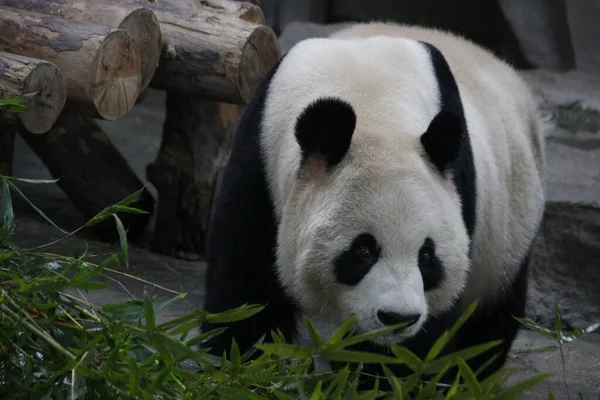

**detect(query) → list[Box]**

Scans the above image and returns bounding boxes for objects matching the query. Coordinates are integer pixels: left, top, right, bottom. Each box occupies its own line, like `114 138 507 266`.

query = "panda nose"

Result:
377 310 421 327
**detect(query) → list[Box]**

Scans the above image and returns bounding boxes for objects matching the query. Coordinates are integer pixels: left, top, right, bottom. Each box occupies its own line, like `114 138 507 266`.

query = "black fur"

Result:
420 41 477 240
201 56 299 356
418 238 445 291
421 111 464 174
334 233 381 285
295 97 357 168
454 250 531 380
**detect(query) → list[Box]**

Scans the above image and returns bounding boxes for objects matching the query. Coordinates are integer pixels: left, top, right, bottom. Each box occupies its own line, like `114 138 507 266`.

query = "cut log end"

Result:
21 62 67 134
92 30 142 120
118 8 162 91
238 25 282 103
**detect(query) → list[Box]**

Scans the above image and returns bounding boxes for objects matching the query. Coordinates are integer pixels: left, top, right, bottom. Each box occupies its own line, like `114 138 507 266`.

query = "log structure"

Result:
135 0 280 104
0 6 142 120
146 0 275 259
0 0 162 92
133 0 265 25
0 52 67 134
0 0 281 254
18 115 155 242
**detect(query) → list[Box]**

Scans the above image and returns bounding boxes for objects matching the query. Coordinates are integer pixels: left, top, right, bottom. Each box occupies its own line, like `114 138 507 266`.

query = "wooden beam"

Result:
147 97 239 259
0 0 162 92
0 52 67 134
18 114 155 242
0 6 142 120
134 0 280 104
146 0 269 259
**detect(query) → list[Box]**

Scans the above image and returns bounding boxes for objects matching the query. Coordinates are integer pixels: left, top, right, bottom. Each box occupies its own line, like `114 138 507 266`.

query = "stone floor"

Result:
7 24 600 398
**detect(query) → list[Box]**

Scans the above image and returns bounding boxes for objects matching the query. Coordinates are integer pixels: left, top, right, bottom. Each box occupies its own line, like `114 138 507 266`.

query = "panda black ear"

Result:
295 97 356 168
420 111 464 174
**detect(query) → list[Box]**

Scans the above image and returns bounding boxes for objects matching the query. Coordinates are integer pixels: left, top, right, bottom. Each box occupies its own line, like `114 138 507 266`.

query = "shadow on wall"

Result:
264 0 581 72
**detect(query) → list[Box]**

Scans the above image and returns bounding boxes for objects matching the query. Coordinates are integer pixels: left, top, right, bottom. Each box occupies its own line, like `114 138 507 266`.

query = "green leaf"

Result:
560 322 600 343
6 180 67 234
303 315 323 348
324 315 358 346
186 327 228 347
113 214 130 270
514 316 556 338
1 176 59 184
458 357 481 396
425 330 450 361
20 279 69 293
254 343 313 359
101 300 145 319
382 364 404 399
206 304 265 324
116 188 145 207
328 322 410 350
445 371 461 399
0 177 15 243
112 205 149 215
390 345 424 372
230 338 241 376
144 293 156 331
71 256 111 283
310 380 323 400
272 390 296 400
128 357 140 398
424 340 503 374
447 300 479 340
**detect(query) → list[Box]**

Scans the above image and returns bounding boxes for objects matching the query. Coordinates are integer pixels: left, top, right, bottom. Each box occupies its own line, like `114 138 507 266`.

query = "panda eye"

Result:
334 233 380 285
356 245 372 260
418 238 445 292
419 251 431 265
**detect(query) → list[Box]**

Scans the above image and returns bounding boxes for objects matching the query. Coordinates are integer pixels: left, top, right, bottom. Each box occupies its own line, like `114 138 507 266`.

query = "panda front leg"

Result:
200 144 299 358
455 251 531 379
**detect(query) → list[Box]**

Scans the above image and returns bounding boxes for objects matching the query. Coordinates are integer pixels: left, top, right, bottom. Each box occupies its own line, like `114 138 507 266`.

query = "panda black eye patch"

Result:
418 238 445 291
334 234 380 285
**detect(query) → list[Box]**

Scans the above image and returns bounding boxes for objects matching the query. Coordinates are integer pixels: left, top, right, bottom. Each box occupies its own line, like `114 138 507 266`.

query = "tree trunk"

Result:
0 52 67 134
147 96 239 259
146 0 268 259
18 114 155 242
0 0 161 92
134 0 280 104
0 6 142 120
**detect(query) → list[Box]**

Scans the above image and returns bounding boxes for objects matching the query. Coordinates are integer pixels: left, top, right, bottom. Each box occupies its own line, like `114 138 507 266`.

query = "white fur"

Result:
260 23 545 346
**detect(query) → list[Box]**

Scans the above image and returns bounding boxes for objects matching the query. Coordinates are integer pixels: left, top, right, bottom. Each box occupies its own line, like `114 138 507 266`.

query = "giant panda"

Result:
201 21 546 383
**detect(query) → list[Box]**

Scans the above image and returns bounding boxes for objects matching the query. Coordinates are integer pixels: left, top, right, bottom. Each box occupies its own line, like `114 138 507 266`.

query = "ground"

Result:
9 24 600 398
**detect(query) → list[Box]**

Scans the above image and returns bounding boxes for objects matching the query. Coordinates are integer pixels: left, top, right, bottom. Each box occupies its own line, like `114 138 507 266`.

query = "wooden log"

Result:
0 0 162 92
0 52 67 134
134 0 280 104
133 0 265 24
0 6 142 120
146 0 267 259
18 114 155 242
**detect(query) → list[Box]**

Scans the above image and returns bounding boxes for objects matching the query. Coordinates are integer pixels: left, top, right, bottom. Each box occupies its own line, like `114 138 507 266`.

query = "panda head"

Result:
276 97 471 346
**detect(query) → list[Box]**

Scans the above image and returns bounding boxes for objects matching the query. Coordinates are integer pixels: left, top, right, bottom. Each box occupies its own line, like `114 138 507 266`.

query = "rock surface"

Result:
7 22 600 398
